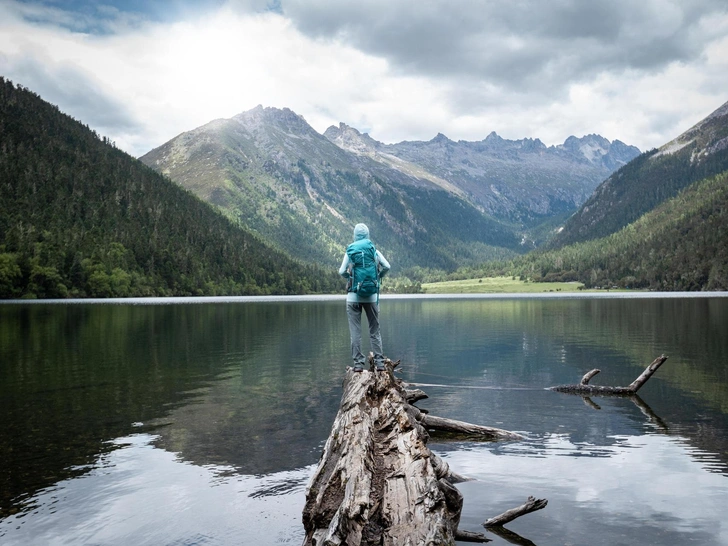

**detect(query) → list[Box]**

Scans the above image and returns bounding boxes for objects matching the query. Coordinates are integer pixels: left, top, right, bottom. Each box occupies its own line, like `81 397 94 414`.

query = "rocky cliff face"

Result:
324 124 640 229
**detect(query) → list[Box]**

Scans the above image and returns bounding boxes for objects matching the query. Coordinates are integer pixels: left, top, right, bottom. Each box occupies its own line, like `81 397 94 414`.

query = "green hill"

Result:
462 170 728 291
0 78 340 298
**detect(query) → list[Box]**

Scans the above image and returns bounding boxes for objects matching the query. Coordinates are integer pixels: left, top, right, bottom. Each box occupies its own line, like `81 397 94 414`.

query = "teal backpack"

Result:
346 238 379 298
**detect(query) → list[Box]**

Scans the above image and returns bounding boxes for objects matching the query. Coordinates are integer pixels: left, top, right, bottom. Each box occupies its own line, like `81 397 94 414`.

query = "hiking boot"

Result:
353 363 364 372
375 363 386 372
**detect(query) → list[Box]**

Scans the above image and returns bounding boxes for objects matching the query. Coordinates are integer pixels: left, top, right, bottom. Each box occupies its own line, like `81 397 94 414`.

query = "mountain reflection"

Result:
0 301 348 515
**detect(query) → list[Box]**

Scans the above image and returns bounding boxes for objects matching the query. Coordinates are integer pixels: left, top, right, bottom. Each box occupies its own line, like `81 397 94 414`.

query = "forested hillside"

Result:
0 78 340 298
552 100 728 247
452 170 728 291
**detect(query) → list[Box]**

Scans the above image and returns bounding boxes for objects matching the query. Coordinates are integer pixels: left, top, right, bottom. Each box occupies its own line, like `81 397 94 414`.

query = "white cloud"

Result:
0 0 727 157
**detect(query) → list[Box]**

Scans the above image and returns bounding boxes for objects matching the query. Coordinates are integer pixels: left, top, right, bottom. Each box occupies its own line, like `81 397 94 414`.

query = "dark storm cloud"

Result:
280 0 727 92
1 56 142 136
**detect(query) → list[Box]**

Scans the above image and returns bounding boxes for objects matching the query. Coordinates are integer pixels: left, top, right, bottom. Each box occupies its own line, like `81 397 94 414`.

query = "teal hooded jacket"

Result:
338 223 390 303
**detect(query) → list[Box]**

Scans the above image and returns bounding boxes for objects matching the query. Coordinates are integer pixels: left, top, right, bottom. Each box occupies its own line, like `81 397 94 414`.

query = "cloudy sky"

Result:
1 0 727 158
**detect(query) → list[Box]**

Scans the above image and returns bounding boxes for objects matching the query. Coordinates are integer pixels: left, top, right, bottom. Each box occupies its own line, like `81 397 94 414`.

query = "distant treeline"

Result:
0 78 340 298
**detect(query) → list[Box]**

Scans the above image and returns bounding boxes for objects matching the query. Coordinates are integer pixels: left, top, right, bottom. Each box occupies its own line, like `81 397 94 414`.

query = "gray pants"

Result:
346 302 384 366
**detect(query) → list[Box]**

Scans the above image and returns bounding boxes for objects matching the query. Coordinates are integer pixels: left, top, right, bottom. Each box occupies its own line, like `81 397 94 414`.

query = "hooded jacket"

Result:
338 223 390 303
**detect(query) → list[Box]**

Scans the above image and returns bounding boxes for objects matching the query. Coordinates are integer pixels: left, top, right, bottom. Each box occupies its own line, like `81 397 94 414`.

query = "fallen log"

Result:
549 355 668 395
301 357 522 545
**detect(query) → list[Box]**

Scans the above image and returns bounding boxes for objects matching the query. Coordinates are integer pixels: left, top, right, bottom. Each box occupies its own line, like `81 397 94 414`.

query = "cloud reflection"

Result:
440 433 728 546
0 433 310 546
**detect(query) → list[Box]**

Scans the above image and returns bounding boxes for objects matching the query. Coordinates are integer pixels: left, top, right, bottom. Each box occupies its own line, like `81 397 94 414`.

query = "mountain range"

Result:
140 106 640 272
2 74 725 297
324 123 638 226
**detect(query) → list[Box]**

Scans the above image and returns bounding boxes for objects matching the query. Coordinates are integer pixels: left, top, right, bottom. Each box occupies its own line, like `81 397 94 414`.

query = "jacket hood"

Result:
353 223 369 241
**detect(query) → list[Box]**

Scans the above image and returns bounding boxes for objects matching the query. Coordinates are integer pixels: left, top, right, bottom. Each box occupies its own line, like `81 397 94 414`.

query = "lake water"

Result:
1 294 728 545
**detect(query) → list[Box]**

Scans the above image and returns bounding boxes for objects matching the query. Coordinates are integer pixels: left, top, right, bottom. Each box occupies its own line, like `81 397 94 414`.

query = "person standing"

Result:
339 223 391 372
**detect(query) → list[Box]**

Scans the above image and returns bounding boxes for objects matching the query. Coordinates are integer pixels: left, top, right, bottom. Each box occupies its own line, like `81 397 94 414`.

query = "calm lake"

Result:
1 294 728 545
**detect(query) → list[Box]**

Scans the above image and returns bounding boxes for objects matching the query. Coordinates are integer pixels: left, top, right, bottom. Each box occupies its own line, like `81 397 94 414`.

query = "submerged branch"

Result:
483 496 548 527
550 355 668 395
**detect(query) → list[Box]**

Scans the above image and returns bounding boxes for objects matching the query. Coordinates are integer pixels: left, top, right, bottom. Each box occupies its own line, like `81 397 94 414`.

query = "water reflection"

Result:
448 432 728 545
0 301 349 517
0 433 310 546
1 296 728 546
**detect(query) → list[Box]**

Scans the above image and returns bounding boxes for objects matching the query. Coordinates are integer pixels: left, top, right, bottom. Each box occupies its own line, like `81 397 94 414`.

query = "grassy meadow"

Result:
421 276 586 294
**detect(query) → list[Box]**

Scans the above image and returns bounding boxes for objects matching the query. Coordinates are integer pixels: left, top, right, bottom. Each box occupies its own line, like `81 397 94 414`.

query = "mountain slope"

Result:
324 123 640 232
502 169 728 290
141 106 522 272
551 100 728 247
0 79 339 298
141 107 639 271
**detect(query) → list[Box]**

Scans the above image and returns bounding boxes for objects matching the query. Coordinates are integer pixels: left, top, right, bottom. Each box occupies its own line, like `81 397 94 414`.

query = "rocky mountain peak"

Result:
482 131 505 147
430 132 453 144
233 105 315 137
563 133 609 150
559 134 639 170
323 123 379 154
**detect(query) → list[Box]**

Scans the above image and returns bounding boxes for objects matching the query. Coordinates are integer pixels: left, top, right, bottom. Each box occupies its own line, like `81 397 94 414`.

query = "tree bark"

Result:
301 358 521 545
550 355 667 395
404 388 429 404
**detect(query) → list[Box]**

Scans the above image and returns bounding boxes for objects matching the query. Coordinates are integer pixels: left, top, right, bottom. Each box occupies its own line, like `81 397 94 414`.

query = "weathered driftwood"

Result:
550 355 668 395
580 369 601 385
404 388 428 404
301 357 523 545
409 406 524 441
483 496 548 527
